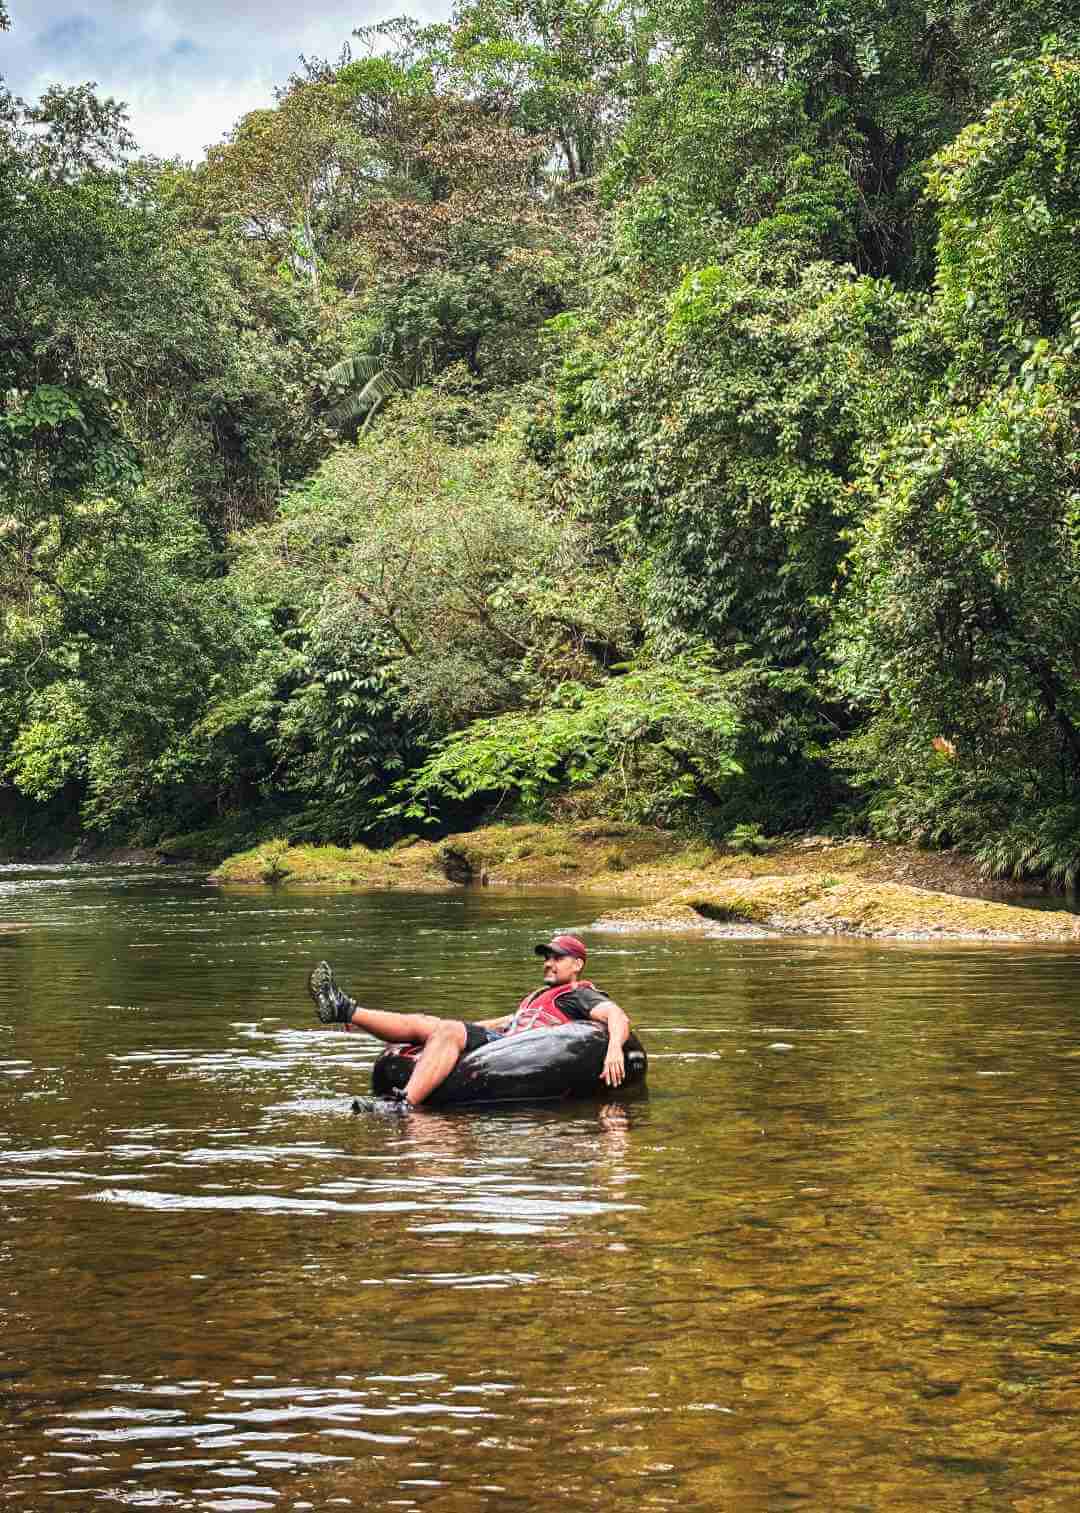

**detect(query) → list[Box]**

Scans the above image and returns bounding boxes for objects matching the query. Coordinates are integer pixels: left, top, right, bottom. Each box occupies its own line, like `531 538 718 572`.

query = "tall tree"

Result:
451 0 656 182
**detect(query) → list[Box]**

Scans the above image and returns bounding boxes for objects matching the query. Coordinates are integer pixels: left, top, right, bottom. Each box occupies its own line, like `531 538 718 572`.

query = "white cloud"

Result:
104 72 279 162
2 0 451 161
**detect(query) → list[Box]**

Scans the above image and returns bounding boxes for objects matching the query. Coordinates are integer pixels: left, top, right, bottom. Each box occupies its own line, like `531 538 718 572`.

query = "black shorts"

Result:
462 1022 503 1056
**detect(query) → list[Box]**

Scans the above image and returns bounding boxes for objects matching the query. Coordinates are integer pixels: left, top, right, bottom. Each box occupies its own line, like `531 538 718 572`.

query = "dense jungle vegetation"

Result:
5 0 1080 882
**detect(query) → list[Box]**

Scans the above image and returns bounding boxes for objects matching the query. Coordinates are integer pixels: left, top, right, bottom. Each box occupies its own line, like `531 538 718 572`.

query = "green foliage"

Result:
557 248 922 664
233 383 642 733
1 110 334 532
383 657 743 824
8 14 1080 874
1 477 244 834
812 42 1080 857
5 690 90 803
833 719 1018 848
607 77 860 274
324 353 409 433
268 611 415 804
339 226 584 409
22 82 136 182
452 0 656 182
0 78 348 845
833 372 1080 816
975 806 1080 888
642 0 1080 280
724 823 773 855
930 53 1080 351
258 838 292 883
190 384 646 840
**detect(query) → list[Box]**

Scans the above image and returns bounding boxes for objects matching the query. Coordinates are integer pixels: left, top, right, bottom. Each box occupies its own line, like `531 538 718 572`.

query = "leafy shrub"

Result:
930 54 1080 345
382 657 743 826
606 77 860 276
724 823 772 855
258 840 291 883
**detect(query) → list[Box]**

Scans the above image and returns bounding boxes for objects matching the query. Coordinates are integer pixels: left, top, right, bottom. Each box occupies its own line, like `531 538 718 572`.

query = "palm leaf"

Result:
325 353 387 388
324 354 408 432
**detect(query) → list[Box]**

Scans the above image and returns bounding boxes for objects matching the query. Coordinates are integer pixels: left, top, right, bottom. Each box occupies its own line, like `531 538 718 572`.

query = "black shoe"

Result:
351 1095 410 1116
307 960 355 1025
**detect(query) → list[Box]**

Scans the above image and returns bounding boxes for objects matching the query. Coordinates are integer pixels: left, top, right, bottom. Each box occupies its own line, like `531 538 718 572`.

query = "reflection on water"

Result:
3 866 1080 1508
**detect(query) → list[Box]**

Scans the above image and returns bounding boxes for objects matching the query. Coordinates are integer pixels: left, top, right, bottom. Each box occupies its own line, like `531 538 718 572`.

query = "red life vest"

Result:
508 980 598 1036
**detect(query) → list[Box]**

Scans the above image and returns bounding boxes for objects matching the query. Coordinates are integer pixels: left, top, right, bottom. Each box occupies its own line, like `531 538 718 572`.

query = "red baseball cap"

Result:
535 933 587 962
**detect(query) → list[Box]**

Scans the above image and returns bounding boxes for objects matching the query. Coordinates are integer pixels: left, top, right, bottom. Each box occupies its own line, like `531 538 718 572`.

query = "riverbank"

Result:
210 822 1080 943
592 874 1080 943
211 822 681 889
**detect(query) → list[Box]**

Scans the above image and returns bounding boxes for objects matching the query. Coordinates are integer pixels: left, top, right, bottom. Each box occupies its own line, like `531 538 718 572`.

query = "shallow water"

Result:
3 865 1080 1510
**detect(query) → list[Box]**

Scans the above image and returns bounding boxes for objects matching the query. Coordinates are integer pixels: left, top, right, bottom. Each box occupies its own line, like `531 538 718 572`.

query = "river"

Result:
2 863 1080 1510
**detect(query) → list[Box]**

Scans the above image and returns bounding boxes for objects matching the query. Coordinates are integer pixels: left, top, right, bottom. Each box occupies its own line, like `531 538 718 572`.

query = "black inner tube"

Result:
371 1023 648 1107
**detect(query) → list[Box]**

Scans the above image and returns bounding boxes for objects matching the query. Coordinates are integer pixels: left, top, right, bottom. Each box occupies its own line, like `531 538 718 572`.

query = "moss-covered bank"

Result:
211 821 684 889
209 824 1080 942
593 874 1080 943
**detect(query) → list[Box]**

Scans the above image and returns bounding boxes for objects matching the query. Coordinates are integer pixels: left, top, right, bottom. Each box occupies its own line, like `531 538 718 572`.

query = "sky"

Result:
1 0 448 162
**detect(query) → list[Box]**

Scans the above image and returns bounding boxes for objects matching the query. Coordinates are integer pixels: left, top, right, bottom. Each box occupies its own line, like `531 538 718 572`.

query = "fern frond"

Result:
974 804 1080 889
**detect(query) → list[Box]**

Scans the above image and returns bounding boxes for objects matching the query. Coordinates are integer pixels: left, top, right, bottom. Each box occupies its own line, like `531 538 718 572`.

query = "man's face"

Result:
542 951 583 985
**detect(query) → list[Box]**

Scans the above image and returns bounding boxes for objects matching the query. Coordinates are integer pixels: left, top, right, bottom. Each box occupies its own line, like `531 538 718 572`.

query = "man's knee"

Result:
428 1019 468 1054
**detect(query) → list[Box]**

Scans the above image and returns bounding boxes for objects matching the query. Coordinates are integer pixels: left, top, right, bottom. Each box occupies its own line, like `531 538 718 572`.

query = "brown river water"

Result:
2 863 1080 1511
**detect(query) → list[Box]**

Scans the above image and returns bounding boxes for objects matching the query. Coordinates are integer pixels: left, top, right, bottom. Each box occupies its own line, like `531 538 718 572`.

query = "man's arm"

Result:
474 1012 514 1030
588 999 631 1087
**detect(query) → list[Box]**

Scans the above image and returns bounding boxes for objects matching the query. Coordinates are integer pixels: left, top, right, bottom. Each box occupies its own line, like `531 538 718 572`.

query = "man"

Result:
308 932 631 1108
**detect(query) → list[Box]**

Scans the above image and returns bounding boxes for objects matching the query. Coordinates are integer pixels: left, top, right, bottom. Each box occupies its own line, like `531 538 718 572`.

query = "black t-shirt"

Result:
547 985 608 1022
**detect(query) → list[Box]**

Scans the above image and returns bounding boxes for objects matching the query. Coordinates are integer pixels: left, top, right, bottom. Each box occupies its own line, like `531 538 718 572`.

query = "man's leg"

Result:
344 1004 449 1044
309 961 443 1037
336 1003 469 1106
342 1008 468 1107
399 1019 469 1106
308 962 468 1106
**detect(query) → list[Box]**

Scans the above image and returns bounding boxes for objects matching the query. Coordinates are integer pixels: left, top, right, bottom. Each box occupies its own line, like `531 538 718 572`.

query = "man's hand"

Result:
589 999 631 1086
475 1013 513 1030
601 1041 626 1087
